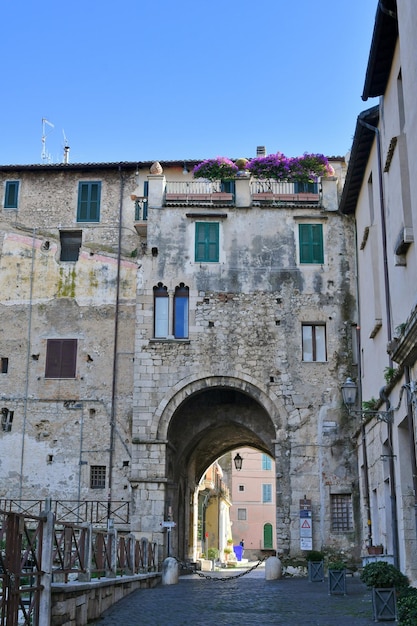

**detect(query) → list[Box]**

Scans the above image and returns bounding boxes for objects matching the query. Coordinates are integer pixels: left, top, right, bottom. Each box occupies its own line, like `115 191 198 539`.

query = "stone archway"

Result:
158 376 280 560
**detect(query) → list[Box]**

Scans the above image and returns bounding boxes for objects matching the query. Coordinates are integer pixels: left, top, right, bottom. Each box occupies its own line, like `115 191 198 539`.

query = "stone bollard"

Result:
162 557 179 585
265 556 282 580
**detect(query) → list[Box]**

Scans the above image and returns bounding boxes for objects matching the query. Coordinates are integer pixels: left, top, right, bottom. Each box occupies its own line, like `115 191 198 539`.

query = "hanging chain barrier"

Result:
174 555 268 582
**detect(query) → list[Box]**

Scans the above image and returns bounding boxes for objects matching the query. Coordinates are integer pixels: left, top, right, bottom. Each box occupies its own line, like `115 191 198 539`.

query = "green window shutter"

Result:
77 182 101 222
143 181 148 220
5 181 19 208
299 223 323 264
195 222 219 262
263 523 273 549
221 180 236 194
294 181 318 193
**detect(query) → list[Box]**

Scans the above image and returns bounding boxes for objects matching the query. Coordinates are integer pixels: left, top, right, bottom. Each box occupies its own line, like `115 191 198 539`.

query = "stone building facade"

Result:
340 0 417 584
1 155 360 561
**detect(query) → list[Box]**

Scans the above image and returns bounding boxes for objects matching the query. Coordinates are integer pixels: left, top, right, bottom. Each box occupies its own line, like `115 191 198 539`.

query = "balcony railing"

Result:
165 181 234 206
251 180 320 204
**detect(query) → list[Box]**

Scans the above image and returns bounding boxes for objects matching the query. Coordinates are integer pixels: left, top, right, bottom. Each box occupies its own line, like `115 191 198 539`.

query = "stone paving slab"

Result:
92 565 376 626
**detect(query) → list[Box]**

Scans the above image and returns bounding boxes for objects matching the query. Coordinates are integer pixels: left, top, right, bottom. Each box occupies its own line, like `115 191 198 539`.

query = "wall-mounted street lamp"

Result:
341 377 393 423
233 453 243 471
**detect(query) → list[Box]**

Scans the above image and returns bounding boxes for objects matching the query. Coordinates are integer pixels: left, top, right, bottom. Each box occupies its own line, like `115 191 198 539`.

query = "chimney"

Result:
256 146 266 157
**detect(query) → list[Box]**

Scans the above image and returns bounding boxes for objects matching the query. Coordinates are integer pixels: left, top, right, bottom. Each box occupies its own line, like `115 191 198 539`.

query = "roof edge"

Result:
339 105 380 215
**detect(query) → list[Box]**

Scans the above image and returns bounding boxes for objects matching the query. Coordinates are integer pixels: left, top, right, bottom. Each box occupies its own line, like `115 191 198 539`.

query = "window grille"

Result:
90 465 106 489
331 494 353 531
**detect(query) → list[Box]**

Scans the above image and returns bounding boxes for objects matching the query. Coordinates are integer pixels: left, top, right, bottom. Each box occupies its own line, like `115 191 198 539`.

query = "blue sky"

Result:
2 0 378 165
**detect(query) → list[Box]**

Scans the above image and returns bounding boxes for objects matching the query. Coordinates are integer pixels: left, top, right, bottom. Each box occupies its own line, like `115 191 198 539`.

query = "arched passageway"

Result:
162 380 277 560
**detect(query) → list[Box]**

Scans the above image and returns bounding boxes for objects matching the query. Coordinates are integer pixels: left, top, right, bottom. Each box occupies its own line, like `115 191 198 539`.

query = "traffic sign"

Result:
161 521 176 528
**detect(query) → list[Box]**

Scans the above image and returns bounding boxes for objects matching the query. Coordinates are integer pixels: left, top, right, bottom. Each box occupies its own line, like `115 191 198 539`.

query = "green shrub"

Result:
305 550 324 562
360 561 409 591
207 548 219 560
328 560 346 570
397 587 417 625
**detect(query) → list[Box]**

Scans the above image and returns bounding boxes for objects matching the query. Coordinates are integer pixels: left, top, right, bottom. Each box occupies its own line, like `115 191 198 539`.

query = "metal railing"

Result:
165 181 235 206
0 508 159 626
0 499 130 525
250 179 320 202
166 181 222 194
0 510 47 626
134 198 148 221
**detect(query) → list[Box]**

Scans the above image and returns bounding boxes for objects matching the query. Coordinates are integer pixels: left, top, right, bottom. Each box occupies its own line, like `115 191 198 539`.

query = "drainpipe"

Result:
107 166 124 519
19 229 36 499
358 117 399 567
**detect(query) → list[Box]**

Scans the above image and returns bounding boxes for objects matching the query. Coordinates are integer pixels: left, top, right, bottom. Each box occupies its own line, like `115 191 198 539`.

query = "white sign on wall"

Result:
299 498 312 550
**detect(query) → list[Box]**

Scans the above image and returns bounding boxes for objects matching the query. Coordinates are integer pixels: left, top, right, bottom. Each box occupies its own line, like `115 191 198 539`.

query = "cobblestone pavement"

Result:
92 563 376 625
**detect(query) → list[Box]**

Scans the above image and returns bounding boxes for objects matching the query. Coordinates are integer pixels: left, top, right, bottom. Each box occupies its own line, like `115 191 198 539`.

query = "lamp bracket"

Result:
345 407 393 423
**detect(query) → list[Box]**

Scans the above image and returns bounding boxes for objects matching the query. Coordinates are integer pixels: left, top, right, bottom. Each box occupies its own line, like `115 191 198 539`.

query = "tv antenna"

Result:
41 118 54 163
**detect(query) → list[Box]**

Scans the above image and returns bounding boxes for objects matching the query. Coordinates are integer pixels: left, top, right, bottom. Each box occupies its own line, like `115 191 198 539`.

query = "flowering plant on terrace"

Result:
289 153 334 182
247 152 334 183
193 157 239 181
246 152 291 181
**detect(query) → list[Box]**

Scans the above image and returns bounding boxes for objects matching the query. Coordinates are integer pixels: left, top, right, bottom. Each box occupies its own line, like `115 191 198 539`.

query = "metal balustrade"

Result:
0 499 130 525
0 508 159 626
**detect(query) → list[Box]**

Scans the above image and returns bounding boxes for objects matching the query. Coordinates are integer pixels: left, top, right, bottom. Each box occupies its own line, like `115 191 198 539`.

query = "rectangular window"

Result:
262 483 272 503
60 230 82 261
4 181 19 209
331 494 353 531
90 465 106 489
299 223 324 264
262 454 272 470
77 182 101 222
1 357 9 374
1 408 13 432
237 508 247 521
302 324 326 362
238 485 245 492
174 284 189 338
154 296 169 338
195 222 219 262
45 339 77 378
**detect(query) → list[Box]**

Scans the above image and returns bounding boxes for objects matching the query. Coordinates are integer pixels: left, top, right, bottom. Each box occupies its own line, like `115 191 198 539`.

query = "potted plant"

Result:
360 561 409 622
367 544 384 556
306 550 325 582
328 559 347 595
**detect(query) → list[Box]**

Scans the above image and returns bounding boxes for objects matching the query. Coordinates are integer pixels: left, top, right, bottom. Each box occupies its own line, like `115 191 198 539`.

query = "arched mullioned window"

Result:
153 283 189 339
174 283 189 339
153 283 169 338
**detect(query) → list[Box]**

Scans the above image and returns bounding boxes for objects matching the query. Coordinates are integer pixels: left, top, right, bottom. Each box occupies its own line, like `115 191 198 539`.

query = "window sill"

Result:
301 360 327 364
150 338 190 344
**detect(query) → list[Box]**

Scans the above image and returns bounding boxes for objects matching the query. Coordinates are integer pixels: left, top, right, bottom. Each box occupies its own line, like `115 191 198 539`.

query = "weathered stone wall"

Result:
0 163 359 560
0 166 139 505
132 185 359 556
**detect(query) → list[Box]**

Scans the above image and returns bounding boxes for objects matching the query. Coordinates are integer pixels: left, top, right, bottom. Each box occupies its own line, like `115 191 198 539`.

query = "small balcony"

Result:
165 181 234 206
162 180 320 208
132 195 148 236
250 180 320 205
